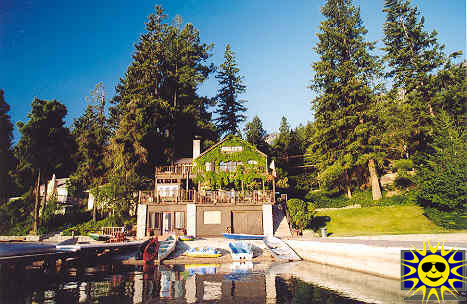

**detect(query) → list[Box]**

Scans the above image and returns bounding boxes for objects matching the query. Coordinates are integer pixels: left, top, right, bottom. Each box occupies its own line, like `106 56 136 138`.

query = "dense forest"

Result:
0 0 465 234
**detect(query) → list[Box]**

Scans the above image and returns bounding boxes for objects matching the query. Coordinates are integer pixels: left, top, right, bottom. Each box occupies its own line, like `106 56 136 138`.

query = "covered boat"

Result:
185 247 222 258
263 236 301 261
228 242 253 260
223 233 265 240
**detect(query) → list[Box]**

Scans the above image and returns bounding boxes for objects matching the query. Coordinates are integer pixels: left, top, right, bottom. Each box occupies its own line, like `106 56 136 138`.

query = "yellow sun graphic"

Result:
401 241 466 303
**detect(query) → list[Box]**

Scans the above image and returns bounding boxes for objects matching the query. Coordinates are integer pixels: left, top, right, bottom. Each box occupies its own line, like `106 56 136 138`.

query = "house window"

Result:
204 211 221 224
221 146 243 153
175 212 185 229
248 160 257 165
149 212 161 229
219 162 228 172
206 162 212 172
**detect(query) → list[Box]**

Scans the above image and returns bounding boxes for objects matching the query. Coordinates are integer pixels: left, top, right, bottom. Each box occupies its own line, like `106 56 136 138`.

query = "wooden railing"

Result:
102 226 125 236
139 189 273 205
155 165 192 176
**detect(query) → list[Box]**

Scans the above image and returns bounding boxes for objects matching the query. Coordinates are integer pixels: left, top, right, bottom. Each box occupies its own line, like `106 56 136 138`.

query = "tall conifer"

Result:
310 0 381 199
0 90 14 204
214 44 247 137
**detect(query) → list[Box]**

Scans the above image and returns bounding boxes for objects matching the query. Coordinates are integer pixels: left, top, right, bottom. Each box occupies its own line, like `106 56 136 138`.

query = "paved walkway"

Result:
286 232 467 249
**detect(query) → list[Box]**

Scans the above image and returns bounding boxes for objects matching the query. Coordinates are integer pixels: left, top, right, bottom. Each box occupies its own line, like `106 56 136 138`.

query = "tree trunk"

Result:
368 159 382 201
34 169 41 234
93 186 97 222
345 170 352 199
39 175 48 221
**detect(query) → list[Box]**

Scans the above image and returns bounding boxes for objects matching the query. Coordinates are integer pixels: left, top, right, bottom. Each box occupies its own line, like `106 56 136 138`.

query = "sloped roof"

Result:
194 134 267 161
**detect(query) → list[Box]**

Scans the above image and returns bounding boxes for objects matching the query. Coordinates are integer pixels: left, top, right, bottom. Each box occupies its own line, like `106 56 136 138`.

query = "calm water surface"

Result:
0 261 406 303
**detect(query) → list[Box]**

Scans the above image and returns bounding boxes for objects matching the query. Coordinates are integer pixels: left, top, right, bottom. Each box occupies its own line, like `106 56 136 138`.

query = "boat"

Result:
157 235 177 261
263 236 301 261
223 233 265 240
88 233 110 241
179 235 195 241
185 247 222 258
228 242 253 260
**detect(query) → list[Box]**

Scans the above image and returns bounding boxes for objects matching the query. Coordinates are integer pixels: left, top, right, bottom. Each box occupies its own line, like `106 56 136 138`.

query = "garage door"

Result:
232 211 263 235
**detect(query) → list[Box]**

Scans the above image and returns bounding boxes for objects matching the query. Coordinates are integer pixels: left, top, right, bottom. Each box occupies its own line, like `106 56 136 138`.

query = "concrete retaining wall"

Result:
285 240 403 280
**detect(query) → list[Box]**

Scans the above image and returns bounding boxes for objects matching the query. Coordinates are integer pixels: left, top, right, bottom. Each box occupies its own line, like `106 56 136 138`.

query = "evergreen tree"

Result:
214 44 247 137
0 90 14 204
69 83 109 221
382 0 461 156
244 115 268 153
110 5 216 181
15 98 75 233
310 0 382 199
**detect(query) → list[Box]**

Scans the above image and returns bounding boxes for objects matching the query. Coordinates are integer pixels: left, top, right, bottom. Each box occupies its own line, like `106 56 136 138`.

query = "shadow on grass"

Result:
310 216 331 232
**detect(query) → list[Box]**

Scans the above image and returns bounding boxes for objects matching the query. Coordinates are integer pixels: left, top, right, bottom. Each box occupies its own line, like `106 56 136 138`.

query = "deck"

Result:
139 189 274 205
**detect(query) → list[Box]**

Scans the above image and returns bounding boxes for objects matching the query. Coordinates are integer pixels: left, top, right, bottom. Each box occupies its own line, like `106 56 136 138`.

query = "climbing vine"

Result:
193 135 268 189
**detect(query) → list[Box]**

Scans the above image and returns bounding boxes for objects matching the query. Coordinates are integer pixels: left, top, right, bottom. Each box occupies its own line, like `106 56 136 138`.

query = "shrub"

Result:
307 189 416 209
393 159 414 171
62 216 122 236
287 198 316 232
424 208 467 229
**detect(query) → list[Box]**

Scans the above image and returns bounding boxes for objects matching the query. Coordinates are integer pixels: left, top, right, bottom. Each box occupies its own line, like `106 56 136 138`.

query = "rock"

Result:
380 172 397 188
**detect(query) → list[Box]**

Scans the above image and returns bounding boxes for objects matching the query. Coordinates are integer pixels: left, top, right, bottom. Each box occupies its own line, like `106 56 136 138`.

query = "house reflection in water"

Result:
139 264 271 303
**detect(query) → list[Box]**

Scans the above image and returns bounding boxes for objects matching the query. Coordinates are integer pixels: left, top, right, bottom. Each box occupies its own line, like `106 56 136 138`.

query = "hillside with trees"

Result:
1 0 464 235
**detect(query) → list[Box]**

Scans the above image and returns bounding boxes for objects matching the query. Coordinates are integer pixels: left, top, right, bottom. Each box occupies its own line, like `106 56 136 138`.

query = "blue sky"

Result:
1 0 465 142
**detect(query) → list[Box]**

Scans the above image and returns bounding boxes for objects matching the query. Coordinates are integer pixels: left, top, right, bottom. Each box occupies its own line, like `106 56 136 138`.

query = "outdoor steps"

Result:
272 204 292 238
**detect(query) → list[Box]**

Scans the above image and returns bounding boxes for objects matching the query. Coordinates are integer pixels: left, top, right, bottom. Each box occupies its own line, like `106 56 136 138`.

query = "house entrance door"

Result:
163 212 172 234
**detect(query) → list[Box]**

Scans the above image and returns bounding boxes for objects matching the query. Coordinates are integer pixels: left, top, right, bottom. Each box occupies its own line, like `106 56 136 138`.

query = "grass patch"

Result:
311 205 451 236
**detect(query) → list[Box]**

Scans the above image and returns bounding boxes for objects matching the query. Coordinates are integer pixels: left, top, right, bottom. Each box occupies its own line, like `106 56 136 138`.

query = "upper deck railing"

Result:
155 165 192 176
139 189 273 205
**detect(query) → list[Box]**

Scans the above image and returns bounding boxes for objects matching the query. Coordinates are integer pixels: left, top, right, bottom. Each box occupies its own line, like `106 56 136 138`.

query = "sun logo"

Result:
401 241 466 303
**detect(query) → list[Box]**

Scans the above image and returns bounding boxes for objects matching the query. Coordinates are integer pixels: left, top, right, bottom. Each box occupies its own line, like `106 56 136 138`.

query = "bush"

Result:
62 216 122 236
307 189 416 209
424 208 467 229
393 159 414 171
286 198 316 231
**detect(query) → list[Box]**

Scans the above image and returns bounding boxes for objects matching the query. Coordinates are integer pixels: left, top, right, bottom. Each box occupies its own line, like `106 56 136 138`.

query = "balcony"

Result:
155 165 192 177
139 189 274 205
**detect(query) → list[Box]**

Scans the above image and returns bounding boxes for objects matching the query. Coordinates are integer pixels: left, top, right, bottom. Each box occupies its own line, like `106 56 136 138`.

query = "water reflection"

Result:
2 261 461 304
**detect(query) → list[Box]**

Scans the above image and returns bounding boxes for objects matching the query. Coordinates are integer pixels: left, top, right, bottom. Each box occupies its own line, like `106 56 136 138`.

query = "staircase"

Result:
272 204 292 238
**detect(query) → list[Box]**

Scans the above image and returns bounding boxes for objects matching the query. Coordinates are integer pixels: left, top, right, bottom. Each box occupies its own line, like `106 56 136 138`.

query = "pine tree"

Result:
69 83 109 221
15 98 76 233
382 0 461 156
0 90 14 204
214 44 247 137
310 0 382 199
110 5 216 180
244 115 268 153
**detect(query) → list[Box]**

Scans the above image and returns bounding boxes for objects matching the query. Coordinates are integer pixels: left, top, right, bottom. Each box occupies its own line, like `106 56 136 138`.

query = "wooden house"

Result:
136 135 274 238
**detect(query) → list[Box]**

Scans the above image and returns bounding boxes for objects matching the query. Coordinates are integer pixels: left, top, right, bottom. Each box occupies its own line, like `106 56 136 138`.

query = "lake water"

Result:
0 260 416 303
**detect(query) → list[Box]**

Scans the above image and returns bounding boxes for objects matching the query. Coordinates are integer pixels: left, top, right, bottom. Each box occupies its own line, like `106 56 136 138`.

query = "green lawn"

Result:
311 205 450 236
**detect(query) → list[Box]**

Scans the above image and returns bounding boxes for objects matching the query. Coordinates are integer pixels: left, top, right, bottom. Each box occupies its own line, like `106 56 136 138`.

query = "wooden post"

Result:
272 178 276 204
